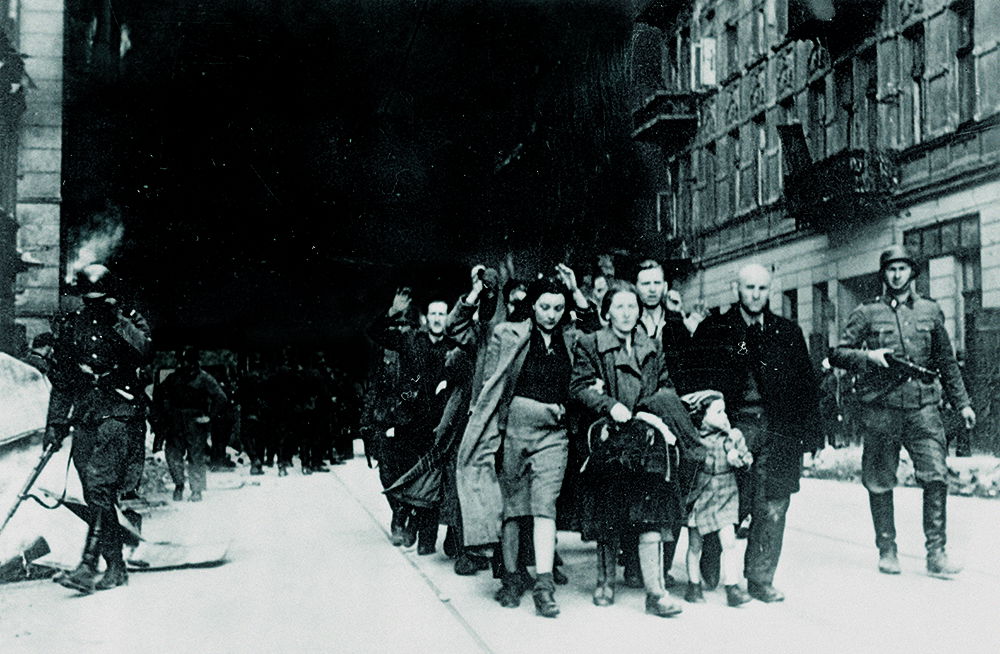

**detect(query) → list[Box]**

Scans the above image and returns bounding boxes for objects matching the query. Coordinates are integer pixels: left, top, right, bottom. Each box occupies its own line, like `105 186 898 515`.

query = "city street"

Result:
2 450 998 654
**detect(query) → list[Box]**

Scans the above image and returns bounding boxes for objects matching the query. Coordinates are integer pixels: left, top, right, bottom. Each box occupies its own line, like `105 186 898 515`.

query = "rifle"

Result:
0 440 58 537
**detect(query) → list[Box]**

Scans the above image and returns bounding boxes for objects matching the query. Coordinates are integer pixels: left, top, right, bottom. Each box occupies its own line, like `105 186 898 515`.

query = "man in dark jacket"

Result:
44 264 152 594
368 289 454 554
684 263 821 602
830 245 973 577
634 259 698 587
153 348 228 502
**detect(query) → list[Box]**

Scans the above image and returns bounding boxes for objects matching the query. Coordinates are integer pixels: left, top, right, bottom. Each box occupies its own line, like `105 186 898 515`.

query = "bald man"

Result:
684 264 822 602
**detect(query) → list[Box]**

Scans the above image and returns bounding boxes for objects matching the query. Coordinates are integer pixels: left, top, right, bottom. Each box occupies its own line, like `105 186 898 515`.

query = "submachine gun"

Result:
855 352 940 403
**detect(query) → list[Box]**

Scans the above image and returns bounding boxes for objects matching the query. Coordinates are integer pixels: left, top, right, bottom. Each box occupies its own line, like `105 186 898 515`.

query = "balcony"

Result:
787 0 883 44
631 91 699 151
784 149 899 232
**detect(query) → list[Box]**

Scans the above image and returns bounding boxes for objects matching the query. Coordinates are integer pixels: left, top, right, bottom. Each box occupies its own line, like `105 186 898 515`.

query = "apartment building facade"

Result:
632 0 1000 450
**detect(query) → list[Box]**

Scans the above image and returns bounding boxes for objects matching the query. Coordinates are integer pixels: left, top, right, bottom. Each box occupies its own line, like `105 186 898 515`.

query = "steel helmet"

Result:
879 245 918 275
74 263 115 298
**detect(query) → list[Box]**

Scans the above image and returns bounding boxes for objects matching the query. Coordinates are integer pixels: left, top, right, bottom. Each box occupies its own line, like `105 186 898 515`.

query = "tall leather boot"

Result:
417 508 438 556
869 491 900 574
389 505 406 546
58 509 104 594
593 542 616 606
96 509 128 590
923 482 962 576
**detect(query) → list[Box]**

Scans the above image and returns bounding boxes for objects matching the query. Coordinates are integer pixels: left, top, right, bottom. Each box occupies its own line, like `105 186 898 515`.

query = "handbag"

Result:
583 417 674 478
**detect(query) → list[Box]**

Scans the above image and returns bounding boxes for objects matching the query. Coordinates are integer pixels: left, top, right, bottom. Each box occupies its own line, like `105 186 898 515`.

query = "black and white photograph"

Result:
1 0 998 652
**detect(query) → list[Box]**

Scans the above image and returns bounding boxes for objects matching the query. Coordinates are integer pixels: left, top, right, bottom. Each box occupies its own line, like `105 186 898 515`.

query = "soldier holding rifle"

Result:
831 245 975 578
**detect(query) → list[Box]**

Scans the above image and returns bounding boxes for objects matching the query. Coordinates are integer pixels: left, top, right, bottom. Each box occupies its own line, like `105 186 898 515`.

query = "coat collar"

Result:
596 327 657 369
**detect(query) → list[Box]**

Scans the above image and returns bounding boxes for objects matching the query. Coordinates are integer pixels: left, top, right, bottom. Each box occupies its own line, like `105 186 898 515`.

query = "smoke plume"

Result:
64 205 125 283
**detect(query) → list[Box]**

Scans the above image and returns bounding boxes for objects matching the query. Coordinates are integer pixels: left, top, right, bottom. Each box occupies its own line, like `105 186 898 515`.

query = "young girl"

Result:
681 390 753 607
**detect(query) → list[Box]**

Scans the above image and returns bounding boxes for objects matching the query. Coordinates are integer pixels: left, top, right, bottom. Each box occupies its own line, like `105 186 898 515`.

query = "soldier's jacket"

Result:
47 301 152 426
830 292 969 409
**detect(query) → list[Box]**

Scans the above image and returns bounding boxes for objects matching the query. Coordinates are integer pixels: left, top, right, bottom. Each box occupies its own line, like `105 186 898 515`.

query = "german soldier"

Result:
44 264 152 594
830 245 975 577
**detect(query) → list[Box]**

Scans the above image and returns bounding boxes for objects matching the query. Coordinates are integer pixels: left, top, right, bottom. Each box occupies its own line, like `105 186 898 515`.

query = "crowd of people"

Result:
360 246 974 618
33 244 974 609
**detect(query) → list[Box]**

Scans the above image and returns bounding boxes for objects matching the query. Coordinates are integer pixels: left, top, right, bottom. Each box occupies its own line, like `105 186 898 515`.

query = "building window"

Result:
807 81 826 159
700 143 716 225
729 129 741 217
783 289 798 321
904 24 926 144
725 23 739 78
754 115 767 208
858 48 878 151
954 0 976 123
773 0 787 39
831 62 853 153
753 3 767 58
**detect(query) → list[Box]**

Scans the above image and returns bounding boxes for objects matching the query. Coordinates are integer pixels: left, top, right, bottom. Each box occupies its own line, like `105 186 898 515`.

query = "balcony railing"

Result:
631 91 699 150
784 148 899 232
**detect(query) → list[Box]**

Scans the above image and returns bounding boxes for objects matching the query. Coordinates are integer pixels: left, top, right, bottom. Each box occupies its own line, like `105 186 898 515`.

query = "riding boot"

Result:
869 491 900 574
58 509 104 594
923 482 962 576
96 509 128 590
417 508 438 555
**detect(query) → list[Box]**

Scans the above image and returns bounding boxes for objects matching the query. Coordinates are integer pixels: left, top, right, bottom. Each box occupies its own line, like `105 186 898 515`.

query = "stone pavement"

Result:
2 449 999 654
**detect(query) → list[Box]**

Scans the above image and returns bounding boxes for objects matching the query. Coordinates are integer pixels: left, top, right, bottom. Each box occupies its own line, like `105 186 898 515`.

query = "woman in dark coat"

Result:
571 281 704 618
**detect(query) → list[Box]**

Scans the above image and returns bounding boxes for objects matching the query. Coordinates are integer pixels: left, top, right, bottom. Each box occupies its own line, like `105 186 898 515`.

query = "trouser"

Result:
289 411 327 468
210 409 233 463
165 418 209 492
121 420 147 495
860 404 948 493
72 417 143 511
744 495 790 586
412 505 439 548
241 416 264 466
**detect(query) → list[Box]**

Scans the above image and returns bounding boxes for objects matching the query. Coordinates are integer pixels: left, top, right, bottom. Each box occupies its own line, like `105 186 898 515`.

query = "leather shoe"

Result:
645 594 683 617
747 581 785 603
725 584 752 607
172 486 184 502
878 549 901 575
533 580 560 618
417 542 435 556
684 582 705 603
454 553 488 576
592 583 614 607
95 561 128 590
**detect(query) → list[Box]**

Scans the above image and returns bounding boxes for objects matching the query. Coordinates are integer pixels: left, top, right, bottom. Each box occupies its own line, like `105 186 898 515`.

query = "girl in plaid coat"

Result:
681 390 753 607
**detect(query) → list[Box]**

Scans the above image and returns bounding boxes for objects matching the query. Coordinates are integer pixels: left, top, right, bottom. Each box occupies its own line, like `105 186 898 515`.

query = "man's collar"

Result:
641 304 664 320
882 289 915 308
739 305 764 328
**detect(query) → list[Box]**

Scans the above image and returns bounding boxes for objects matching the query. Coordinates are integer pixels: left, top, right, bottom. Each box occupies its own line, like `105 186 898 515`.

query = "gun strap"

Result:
22 451 73 511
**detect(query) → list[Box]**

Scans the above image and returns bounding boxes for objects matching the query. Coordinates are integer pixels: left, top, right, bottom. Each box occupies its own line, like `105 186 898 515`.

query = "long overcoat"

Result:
683 305 822 499
456 318 580 548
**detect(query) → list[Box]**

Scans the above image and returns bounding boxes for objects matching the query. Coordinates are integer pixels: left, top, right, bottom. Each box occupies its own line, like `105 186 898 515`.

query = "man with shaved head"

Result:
684 263 821 602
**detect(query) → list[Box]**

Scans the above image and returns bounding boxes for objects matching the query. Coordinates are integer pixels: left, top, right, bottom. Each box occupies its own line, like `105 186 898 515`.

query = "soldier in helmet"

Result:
152 347 229 501
44 264 152 594
831 245 975 577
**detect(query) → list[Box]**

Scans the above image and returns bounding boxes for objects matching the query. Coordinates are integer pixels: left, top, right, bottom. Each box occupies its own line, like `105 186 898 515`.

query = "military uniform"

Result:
832 287 970 575
154 365 228 498
47 297 151 592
